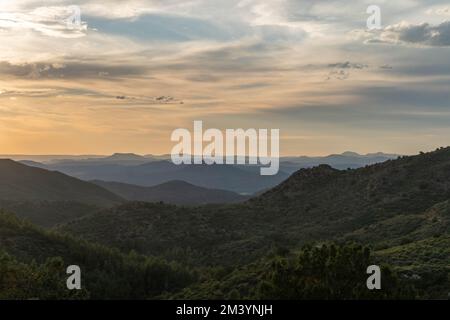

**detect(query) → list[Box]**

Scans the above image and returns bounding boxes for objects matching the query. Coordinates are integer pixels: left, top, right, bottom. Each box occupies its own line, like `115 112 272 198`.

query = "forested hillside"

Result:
61 148 450 264
0 200 100 228
92 180 248 205
0 213 195 299
2 148 450 299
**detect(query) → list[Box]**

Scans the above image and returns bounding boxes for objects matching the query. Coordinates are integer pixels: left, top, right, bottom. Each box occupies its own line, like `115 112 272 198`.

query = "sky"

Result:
0 0 450 156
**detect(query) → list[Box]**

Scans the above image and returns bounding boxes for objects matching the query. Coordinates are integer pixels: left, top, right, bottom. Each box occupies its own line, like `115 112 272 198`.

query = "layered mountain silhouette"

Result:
0 159 123 206
60 148 450 268
0 159 251 227
23 160 288 194
280 151 398 173
92 180 248 205
19 151 397 193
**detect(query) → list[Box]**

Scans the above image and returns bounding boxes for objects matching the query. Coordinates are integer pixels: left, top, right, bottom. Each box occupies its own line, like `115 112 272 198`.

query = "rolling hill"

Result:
24 160 288 194
92 180 248 205
0 159 123 206
60 148 450 268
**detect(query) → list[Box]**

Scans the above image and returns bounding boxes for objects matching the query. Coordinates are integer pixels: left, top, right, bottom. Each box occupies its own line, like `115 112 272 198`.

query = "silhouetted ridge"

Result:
256 164 340 199
91 179 247 205
0 159 123 206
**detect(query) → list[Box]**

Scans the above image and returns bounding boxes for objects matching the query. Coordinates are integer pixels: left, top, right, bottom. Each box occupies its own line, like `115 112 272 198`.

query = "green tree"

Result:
256 244 416 299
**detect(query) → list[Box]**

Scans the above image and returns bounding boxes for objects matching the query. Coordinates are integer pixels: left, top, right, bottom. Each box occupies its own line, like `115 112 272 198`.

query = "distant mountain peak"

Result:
158 180 194 187
105 153 145 160
341 151 361 157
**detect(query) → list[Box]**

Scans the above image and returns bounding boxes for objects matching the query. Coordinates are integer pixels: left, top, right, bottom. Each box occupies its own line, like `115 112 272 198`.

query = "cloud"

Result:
0 85 183 105
147 40 292 74
426 6 450 17
87 13 235 42
328 62 367 69
115 95 183 104
326 61 368 80
0 88 58 97
0 6 87 38
227 82 271 90
365 21 450 47
2 0 450 156
0 61 146 79
258 80 450 131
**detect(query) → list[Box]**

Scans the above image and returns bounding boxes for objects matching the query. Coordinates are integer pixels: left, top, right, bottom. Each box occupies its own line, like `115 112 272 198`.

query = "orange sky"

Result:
1 1 450 156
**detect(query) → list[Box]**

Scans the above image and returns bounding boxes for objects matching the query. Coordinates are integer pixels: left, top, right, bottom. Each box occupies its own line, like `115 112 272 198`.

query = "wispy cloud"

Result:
2 0 450 155
0 61 146 79
364 21 450 47
0 6 87 38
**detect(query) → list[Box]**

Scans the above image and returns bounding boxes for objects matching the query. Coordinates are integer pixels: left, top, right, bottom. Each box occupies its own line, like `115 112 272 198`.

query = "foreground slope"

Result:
0 213 194 299
1 211 424 299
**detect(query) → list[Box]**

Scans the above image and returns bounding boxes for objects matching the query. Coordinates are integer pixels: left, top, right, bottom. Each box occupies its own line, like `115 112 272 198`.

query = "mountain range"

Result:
0 159 251 226
18 151 398 194
62 149 450 263
0 148 448 299
57 148 449 298
92 180 248 205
